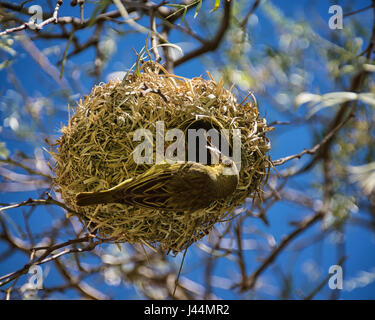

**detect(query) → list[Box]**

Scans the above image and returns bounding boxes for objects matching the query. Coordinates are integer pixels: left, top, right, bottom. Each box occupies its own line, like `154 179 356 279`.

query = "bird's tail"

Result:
75 190 113 206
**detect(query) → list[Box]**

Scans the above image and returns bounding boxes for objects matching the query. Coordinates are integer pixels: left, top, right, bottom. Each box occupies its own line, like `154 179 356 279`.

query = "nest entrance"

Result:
53 65 272 254
182 119 234 165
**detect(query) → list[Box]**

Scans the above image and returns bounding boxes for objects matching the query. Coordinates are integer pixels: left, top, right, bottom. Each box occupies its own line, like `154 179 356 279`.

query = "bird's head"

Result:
221 156 239 177
206 145 239 176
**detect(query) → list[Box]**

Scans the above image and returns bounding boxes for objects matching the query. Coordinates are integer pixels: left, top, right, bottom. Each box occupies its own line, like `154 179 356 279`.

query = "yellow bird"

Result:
75 157 239 212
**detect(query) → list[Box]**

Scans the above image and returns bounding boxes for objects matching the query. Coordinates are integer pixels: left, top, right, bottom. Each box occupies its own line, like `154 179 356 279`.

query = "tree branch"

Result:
173 0 232 67
236 211 324 291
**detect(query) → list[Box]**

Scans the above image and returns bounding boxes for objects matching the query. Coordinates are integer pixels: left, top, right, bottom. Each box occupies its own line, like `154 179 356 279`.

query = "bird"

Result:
75 156 239 212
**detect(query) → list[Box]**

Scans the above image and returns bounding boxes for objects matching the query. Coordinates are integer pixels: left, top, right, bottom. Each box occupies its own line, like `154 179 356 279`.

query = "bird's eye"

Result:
222 159 232 167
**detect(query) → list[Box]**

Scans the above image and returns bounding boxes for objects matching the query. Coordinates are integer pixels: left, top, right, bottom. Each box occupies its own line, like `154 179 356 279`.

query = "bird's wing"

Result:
117 162 214 211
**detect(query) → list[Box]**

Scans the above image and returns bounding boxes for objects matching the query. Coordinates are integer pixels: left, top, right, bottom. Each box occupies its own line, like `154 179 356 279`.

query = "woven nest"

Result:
53 63 272 254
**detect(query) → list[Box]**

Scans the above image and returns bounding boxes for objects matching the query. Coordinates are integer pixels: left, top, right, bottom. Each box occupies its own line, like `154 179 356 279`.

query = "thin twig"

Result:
0 195 79 216
304 256 347 300
0 234 98 287
173 0 232 67
0 158 52 180
273 113 354 167
344 4 374 18
237 211 324 291
0 0 63 36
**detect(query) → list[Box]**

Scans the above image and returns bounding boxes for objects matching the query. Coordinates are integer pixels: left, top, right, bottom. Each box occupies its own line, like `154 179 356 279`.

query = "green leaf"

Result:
135 46 147 77
166 0 201 21
166 4 186 7
60 31 75 79
194 0 202 18
0 59 13 70
0 142 8 159
87 0 111 28
181 7 188 23
211 0 221 12
165 4 186 20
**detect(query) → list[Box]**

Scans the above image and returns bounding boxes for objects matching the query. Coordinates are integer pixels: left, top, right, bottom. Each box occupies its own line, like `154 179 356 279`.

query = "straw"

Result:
52 62 272 254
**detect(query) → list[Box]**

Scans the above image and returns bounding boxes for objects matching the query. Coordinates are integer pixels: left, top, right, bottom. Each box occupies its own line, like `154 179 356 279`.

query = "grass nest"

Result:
53 63 272 254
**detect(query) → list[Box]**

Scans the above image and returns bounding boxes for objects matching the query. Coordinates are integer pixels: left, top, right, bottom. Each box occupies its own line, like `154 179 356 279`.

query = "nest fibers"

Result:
53 64 272 253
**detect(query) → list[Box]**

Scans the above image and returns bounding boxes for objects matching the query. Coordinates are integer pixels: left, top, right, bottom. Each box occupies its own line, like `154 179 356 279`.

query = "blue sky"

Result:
1 0 375 299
